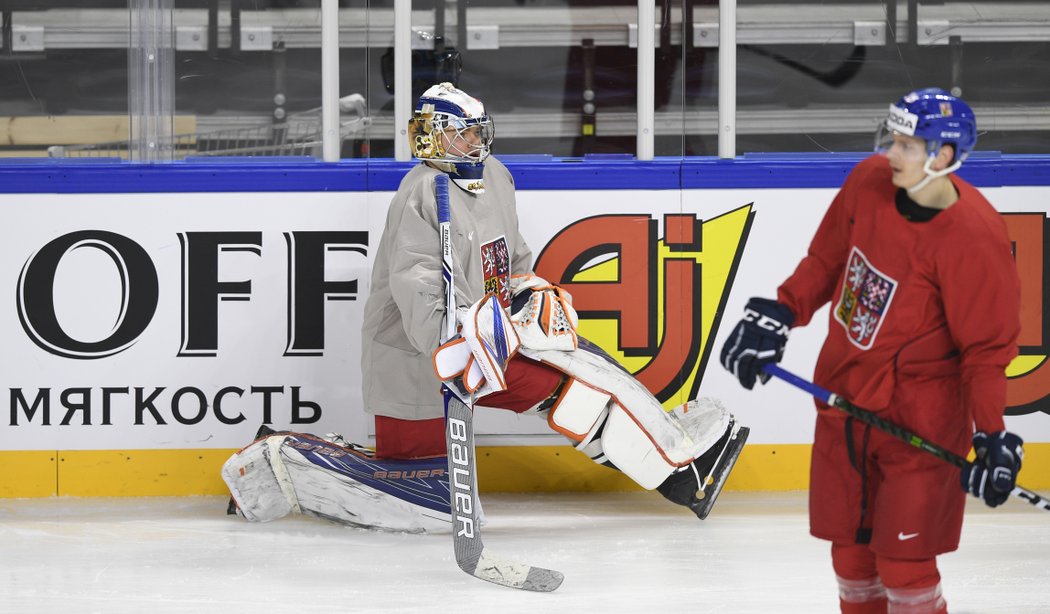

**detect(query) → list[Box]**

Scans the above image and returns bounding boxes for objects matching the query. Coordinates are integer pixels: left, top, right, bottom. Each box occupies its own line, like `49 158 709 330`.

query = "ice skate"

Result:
657 419 750 520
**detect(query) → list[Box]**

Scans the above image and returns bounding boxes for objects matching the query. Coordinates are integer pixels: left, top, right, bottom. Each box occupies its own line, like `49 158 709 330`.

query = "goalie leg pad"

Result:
546 378 611 441
224 433 454 533
601 404 680 489
522 339 742 491
222 436 298 522
523 341 733 467
278 439 452 533
571 396 741 494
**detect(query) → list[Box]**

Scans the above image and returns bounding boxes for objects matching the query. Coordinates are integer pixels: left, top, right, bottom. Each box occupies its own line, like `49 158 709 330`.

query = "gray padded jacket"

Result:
361 157 533 420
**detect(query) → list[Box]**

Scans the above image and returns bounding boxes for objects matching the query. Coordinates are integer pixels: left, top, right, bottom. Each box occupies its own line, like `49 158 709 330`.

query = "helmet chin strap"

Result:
907 155 962 194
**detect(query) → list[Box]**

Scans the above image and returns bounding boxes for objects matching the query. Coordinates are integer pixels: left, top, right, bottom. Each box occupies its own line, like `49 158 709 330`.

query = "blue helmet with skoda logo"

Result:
876 88 977 165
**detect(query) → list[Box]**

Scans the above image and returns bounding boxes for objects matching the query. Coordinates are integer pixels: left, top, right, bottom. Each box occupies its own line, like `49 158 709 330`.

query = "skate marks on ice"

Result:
0 492 1046 613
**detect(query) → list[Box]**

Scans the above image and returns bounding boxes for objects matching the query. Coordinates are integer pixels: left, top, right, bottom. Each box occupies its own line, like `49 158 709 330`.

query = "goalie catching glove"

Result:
508 274 579 351
433 275 578 396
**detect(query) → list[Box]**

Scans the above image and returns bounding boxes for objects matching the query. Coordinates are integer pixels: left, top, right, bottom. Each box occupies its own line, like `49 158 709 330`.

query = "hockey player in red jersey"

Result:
223 83 749 533
720 88 1024 614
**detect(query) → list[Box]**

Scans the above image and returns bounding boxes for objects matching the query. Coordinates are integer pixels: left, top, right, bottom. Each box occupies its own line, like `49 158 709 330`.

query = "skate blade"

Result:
689 426 750 520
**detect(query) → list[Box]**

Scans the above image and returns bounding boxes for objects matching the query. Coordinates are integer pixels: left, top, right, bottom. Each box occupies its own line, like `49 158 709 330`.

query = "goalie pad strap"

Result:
574 404 611 464
267 436 302 514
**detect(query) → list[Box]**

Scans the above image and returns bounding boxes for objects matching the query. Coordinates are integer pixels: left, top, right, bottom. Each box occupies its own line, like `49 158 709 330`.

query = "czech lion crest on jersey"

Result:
481 235 511 307
834 247 898 349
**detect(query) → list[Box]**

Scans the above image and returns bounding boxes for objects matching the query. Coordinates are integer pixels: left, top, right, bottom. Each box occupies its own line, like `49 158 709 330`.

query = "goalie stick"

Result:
763 363 1050 513
435 172 565 591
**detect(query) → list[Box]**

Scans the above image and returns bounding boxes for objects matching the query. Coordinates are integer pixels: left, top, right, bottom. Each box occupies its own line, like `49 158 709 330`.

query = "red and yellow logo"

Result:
535 205 753 409
535 206 1046 417
1004 212 1050 416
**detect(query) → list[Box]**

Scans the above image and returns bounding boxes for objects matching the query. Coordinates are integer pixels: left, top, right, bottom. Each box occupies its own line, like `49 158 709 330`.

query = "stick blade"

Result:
445 392 565 591
470 551 565 592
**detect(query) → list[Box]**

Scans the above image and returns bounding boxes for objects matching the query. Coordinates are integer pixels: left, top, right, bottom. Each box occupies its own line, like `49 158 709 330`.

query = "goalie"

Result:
223 82 748 533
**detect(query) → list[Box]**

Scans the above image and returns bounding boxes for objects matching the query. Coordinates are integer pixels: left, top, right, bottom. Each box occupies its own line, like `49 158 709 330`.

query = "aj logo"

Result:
534 206 753 408
1003 212 1050 416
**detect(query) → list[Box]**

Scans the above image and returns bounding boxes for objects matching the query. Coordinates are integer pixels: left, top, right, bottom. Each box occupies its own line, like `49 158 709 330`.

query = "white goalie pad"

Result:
277 444 451 533
523 340 731 489
603 397 732 489
546 378 611 441
602 405 673 489
223 434 454 533
221 436 299 522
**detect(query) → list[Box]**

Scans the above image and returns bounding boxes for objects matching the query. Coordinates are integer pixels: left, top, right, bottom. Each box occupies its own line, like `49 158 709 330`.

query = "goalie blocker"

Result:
223 276 749 531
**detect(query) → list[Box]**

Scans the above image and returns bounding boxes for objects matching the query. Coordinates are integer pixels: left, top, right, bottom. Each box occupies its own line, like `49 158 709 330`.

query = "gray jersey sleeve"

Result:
386 172 446 355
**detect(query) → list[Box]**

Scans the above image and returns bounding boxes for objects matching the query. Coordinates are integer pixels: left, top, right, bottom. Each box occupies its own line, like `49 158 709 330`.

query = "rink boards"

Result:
2 154 1049 497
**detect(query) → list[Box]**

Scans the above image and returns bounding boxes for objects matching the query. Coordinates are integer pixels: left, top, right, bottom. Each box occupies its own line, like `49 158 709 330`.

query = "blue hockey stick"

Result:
435 172 565 591
763 363 1050 513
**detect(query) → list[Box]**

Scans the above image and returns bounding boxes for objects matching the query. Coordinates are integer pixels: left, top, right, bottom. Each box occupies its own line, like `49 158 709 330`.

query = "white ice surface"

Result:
0 492 1045 613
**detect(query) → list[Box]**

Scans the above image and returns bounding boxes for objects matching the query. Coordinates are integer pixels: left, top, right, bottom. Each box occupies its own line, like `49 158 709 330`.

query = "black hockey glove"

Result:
961 431 1024 508
720 297 793 390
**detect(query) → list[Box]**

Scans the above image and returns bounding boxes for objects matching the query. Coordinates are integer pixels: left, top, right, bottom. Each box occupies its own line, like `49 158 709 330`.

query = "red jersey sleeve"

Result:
939 205 1021 434
776 161 868 326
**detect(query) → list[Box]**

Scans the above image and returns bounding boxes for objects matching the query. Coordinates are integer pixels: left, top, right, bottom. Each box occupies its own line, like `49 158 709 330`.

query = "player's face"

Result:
883 133 929 189
441 125 483 159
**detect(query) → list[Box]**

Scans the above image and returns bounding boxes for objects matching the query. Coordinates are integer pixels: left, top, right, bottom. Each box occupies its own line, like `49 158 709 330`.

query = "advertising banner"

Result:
3 184 1048 451
2 192 372 450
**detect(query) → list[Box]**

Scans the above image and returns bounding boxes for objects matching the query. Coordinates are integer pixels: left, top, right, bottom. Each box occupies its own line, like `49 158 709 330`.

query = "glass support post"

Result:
322 0 340 161
718 0 736 159
128 0 175 163
636 0 655 160
394 0 412 161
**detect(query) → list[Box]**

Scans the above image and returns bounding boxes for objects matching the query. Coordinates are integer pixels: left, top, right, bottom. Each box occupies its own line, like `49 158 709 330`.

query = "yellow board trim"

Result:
476 444 814 492
0 451 57 497
2 443 1049 498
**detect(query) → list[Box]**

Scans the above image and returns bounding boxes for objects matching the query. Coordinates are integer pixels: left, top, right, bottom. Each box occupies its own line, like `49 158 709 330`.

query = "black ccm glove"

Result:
720 297 794 390
961 431 1024 508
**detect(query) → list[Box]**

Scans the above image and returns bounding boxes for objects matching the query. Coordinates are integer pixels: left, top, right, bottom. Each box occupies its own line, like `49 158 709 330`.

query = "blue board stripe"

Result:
0 153 1047 193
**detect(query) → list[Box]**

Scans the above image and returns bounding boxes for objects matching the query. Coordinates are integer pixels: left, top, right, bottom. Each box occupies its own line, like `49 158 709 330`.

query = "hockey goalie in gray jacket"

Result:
223 82 749 532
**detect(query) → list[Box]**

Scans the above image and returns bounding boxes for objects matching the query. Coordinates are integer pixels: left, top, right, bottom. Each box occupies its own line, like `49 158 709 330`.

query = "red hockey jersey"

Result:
777 154 1020 434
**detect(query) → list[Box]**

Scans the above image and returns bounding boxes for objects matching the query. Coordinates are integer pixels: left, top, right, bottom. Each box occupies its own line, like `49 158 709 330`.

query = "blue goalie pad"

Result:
223 430 457 533
282 434 451 516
